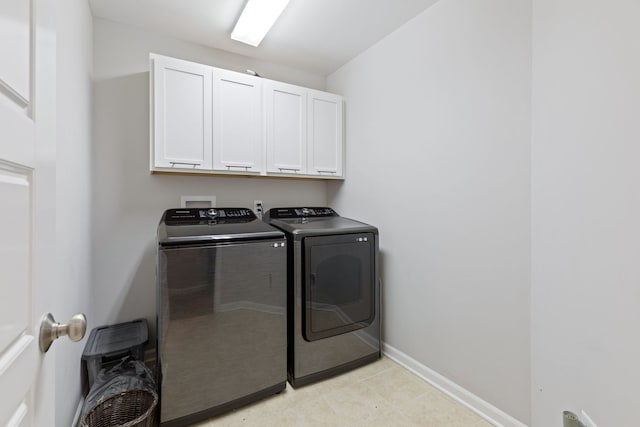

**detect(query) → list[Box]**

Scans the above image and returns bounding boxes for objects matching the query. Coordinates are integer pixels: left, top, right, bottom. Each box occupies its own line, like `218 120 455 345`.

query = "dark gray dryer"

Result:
264 207 380 387
157 208 287 426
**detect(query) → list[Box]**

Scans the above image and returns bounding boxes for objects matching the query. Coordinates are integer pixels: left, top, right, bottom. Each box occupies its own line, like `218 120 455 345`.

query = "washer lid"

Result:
158 208 284 246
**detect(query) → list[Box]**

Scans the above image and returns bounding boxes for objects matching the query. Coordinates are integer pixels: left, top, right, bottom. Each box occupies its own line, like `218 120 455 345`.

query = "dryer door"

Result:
302 233 375 341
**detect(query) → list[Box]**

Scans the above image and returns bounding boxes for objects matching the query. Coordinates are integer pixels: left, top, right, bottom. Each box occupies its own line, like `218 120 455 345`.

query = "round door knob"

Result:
39 313 87 353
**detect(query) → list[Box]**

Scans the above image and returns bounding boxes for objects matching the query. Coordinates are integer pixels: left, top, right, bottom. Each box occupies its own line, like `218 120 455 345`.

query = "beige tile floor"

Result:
191 357 494 426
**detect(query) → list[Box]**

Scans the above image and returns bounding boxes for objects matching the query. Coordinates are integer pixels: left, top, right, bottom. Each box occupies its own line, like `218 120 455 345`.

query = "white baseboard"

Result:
382 343 528 427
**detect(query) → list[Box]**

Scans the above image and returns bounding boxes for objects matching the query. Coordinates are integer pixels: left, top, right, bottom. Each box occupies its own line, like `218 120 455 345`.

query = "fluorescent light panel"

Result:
231 0 291 47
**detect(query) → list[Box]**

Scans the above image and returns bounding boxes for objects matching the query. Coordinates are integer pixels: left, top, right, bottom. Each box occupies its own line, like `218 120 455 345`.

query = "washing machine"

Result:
264 207 380 387
157 208 287 426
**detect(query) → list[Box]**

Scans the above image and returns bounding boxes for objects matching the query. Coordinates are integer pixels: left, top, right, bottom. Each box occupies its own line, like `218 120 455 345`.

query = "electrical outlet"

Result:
581 410 597 427
254 200 263 219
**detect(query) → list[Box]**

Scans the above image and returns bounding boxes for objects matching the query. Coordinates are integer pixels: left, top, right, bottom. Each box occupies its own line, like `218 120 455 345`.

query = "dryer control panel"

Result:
267 207 338 219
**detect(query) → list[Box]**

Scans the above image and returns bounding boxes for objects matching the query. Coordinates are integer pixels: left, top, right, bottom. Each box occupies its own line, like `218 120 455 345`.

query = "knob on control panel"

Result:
207 208 217 218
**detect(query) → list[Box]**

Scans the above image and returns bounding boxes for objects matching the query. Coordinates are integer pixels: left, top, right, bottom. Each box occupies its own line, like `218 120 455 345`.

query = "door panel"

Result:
212 69 262 173
265 81 306 174
0 0 30 102
307 90 343 177
0 166 30 353
0 335 38 425
152 55 213 170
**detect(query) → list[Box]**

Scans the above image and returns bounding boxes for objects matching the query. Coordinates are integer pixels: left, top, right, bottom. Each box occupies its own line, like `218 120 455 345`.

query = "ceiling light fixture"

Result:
231 0 291 47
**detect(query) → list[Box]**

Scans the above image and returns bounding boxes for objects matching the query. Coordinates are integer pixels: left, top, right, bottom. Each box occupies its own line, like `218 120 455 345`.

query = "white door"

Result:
307 89 343 177
0 0 57 425
151 54 213 171
264 80 307 175
212 69 263 174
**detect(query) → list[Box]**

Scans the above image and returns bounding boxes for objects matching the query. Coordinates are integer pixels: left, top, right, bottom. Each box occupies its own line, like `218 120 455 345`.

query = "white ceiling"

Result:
88 0 439 76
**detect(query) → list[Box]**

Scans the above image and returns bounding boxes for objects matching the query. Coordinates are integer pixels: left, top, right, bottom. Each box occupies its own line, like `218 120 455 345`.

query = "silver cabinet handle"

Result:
39 313 87 352
316 170 337 174
226 165 251 171
278 167 300 173
169 162 200 168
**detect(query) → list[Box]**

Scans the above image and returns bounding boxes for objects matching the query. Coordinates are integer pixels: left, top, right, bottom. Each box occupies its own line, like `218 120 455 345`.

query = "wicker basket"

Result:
80 389 158 427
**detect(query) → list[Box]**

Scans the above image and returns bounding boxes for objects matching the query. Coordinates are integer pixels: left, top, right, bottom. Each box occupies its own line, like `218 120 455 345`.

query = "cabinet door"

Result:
307 90 343 177
265 81 307 174
152 56 212 170
212 69 262 173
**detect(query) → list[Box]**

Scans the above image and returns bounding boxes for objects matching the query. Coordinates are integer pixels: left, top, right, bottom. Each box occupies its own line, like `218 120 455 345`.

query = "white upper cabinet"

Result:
152 55 213 170
212 69 262 174
307 90 343 177
150 54 344 179
265 80 307 175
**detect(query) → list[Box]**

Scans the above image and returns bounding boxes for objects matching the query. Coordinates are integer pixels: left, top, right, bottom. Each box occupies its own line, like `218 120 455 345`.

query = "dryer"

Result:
264 207 380 387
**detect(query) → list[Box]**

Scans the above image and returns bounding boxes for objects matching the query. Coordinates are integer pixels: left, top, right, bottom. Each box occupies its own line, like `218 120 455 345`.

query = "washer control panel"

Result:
267 207 338 219
164 208 255 224
199 208 253 219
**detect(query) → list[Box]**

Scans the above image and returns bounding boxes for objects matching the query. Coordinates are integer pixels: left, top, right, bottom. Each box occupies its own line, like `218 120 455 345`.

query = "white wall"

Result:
327 0 531 423
531 1 640 426
56 0 94 425
91 19 328 342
